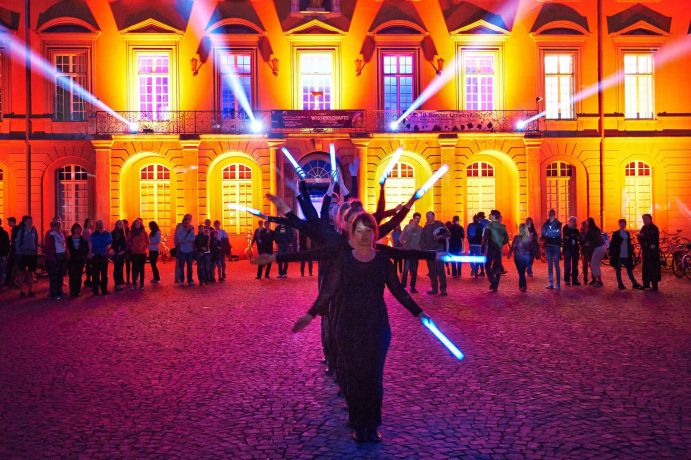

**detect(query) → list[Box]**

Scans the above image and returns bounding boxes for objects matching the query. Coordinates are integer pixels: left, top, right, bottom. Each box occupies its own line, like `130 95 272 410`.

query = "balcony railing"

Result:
90 109 541 136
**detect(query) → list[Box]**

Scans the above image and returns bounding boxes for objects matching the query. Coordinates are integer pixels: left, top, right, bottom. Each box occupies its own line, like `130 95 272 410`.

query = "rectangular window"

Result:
624 53 654 119
299 51 333 110
544 54 574 120
56 166 89 226
137 54 170 120
218 51 253 116
382 53 415 113
54 52 88 121
462 51 497 111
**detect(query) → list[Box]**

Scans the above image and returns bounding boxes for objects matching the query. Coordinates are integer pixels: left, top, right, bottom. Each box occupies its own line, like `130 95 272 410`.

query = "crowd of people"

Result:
0 215 231 299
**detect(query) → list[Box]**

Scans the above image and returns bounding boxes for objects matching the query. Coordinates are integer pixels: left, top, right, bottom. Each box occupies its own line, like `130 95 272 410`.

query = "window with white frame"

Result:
624 53 654 119
54 52 88 121
299 51 333 110
461 51 497 111
382 53 415 113
466 162 495 224
56 165 89 226
545 161 575 223
140 164 171 230
544 54 574 120
384 162 416 215
222 164 254 235
623 161 652 227
137 54 170 120
217 51 253 116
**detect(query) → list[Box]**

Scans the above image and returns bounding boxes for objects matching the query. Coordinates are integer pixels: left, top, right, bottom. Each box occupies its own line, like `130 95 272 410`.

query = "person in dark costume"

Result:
637 213 661 291
291 212 430 444
66 223 90 297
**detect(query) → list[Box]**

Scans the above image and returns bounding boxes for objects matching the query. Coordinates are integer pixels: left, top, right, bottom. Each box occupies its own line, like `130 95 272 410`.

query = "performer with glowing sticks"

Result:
291 213 439 444
227 203 267 219
329 143 338 182
379 147 403 185
415 164 449 200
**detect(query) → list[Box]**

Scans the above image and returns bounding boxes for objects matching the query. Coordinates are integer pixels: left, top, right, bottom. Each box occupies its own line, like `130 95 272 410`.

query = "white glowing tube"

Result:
329 143 338 182
441 255 487 264
228 203 265 218
414 164 449 199
281 147 306 179
379 147 403 185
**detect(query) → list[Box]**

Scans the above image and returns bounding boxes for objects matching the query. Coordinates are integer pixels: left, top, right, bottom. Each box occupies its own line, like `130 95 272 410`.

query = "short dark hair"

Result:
618 219 627 224
350 212 378 237
71 223 82 233
413 212 421 219
452 215 459 222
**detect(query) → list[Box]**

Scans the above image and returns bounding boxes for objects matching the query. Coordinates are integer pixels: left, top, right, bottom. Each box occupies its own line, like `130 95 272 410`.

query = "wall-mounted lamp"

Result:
432 57 445 76
270 57 279 76
355 58 364 76
191 57 201 76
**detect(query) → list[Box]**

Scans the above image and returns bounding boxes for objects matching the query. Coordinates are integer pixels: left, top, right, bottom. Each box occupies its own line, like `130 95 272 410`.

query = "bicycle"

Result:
671 243 691 279
660 229 690 267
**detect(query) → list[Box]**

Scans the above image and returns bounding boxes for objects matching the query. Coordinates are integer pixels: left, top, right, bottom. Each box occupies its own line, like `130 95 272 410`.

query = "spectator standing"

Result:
274 222 295 278
299 231 313 277
580 220 592 285
82 218 94 288
174 216 196 286
213 220 230 281
148 221 161 284
253 221 274 279
562 217 582 286
638 213 661 292
111 221 127 291
421 211 450 296
584 218 606 288
0 219 9 288
466 214 483 278
482 210 509 292
508 223 533 292
400 213 423 293
448 216 465 278
194 225 212 285
609 219 644 290
127 219 149 290
122 219 132 285
15 216 39 297
66 223 89 297
525 217 539 277
44 221 68 300
90 220 112 295
541 210 563 289
391 225 404 274
5 216 18 287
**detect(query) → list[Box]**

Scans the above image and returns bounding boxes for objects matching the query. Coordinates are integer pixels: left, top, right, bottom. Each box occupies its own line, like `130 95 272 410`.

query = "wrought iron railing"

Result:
90 109 541 136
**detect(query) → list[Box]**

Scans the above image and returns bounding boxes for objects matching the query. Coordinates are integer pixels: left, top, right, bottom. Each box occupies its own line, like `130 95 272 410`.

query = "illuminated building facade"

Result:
1 0 690 249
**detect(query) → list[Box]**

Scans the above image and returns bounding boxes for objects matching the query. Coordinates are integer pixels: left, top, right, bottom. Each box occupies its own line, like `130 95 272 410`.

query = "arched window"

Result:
295 158 333 219
624 161 652 227
385 162 416 214
545 161 575 223
222 164 253 235
139 164 171 230
56 165 89 227
302 158 331 180
466 162 496 224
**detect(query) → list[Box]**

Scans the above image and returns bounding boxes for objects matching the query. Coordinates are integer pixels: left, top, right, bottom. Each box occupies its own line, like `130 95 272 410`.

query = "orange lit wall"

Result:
0 0 690 251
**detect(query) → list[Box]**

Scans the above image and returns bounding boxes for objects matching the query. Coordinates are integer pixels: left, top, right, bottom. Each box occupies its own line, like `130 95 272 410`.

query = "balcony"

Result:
90 109 541 136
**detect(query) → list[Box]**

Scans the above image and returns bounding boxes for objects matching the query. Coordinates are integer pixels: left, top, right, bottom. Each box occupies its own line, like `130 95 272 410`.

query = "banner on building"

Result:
271 110 365 130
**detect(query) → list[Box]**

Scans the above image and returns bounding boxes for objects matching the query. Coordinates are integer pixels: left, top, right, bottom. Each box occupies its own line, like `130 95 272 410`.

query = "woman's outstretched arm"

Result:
384 258 423 317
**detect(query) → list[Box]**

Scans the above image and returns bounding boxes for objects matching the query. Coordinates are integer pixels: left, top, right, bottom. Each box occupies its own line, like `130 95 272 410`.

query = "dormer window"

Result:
293 0 340 14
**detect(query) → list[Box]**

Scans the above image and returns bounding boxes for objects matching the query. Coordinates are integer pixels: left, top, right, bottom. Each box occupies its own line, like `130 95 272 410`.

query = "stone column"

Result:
180 138 201 224
351 138 370 205
267 140 284 216
439 135 459 221
524 138 543 222
91 139 113 227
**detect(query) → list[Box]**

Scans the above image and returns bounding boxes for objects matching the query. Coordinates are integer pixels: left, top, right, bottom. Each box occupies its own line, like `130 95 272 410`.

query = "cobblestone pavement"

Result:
1 259 689 459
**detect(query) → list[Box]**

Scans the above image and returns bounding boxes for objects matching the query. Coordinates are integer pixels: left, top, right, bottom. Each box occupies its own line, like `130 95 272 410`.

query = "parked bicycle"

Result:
671 243 691 279
660 229 689 267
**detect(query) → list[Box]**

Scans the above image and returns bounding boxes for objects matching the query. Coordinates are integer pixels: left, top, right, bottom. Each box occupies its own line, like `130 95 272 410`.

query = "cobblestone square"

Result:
0 261 689 459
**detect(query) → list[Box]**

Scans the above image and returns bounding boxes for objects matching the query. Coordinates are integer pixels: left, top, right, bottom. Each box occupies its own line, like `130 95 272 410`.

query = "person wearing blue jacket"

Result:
541 210 562 289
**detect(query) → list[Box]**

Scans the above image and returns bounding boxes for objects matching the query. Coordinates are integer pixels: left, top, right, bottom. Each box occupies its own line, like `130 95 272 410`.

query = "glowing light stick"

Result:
281 147 306 179
421 317 464 360
379 147 403 185
329 143 338 182
227 203 266 218
414 164 449 199
442 255 487 264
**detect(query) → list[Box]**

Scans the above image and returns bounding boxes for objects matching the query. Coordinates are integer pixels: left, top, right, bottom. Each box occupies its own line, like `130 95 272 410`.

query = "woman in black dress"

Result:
292 212 430 443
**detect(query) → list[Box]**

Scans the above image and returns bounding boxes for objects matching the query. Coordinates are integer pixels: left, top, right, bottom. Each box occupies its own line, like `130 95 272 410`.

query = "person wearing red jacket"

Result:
127 218 149 290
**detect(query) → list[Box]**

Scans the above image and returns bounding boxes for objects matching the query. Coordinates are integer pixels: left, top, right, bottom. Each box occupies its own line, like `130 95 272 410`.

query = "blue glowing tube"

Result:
281 147 307 179
329 143 338 182
414 164 449 199
441 255 487 264
421 317 464 360
379 147 403 185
